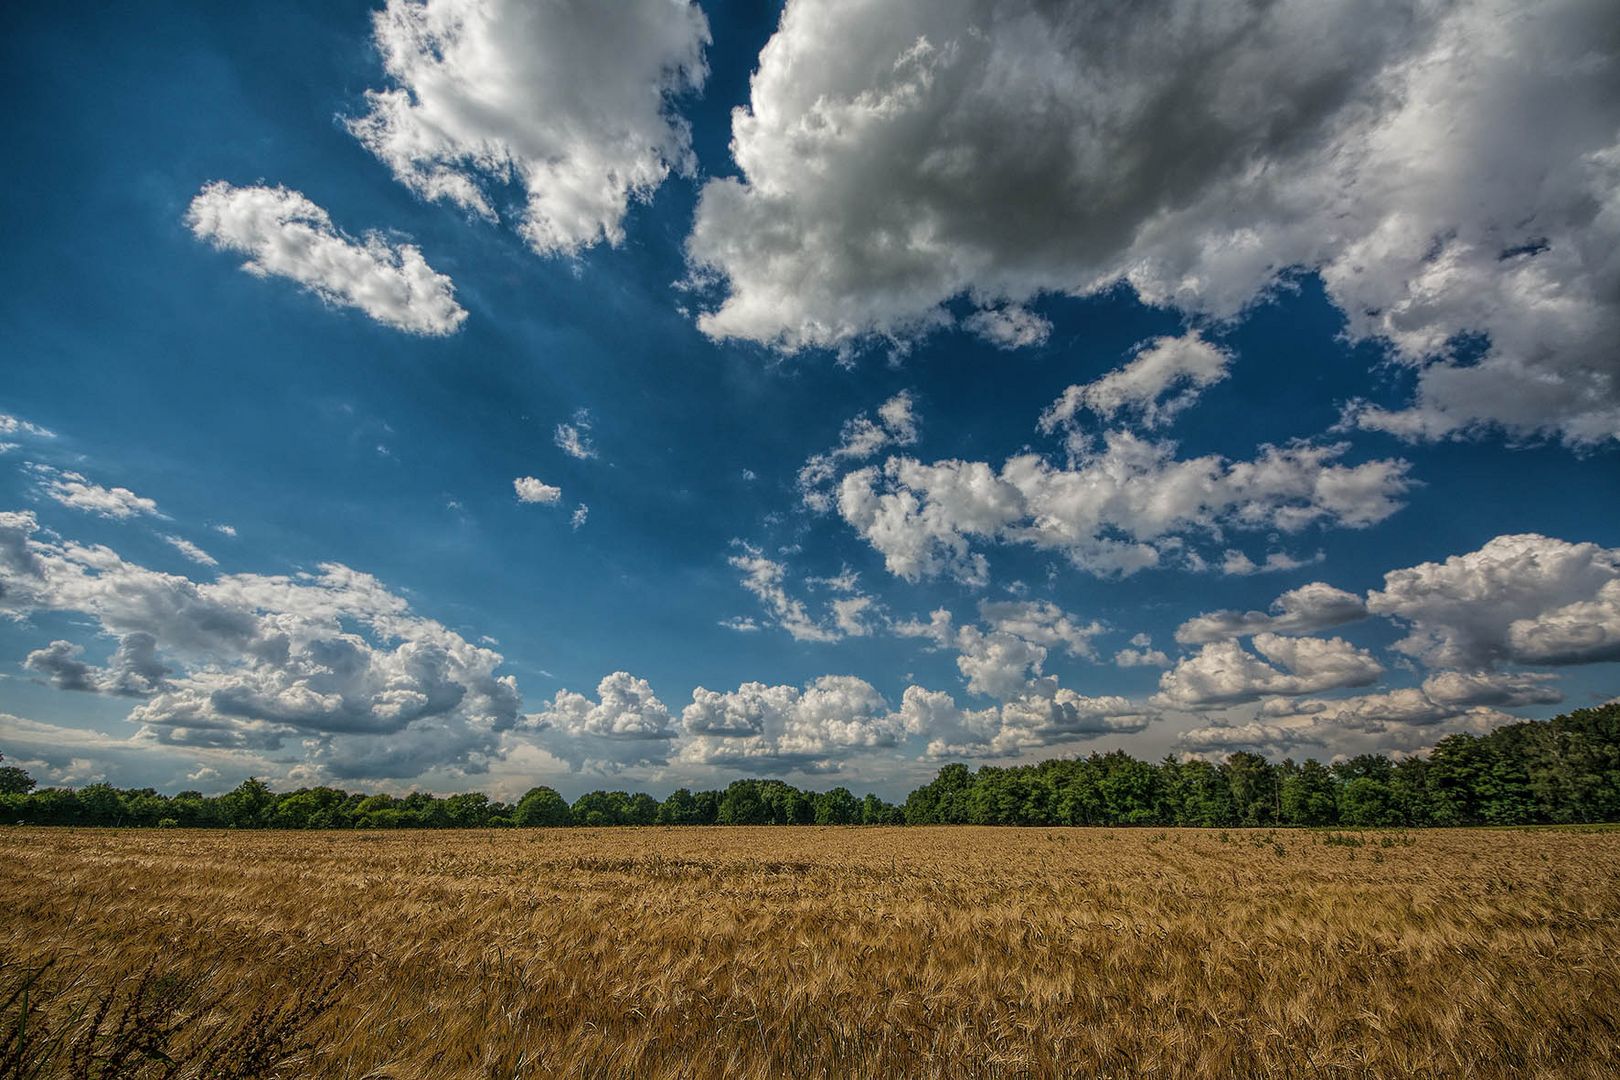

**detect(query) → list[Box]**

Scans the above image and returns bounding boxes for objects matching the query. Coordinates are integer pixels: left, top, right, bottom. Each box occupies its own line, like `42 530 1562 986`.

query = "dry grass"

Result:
3 826 1618 1078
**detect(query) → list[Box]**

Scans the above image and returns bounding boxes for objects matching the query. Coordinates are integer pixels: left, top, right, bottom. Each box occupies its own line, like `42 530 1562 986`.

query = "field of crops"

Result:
4 826 1619 1078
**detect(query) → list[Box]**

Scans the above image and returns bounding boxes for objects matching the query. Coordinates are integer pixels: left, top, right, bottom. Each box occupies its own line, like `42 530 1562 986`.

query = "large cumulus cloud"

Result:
686 0 1620 445
0 511 519 780
526 671 679 770
1368 534 1620 668
679 675 898 773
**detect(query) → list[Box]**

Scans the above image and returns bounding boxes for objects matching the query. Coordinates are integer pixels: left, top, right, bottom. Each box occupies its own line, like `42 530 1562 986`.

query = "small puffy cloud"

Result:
718 616 761 633
893 607 956 649
839 436 1409 584
186 181 465 336
570 504 589 530
528 671 677 770
1217 549 1322 576
163 535 217 567
1367 534 1620 668
1114 633 1169 668
213 524 237 538
513 476 562 504
349 0 710 256
1154 633 1384 710
680 676 897 773
1176 582 1369 644
798 390 920 512
30 465 159 520
964 305 1051 350
1040 332 1231 432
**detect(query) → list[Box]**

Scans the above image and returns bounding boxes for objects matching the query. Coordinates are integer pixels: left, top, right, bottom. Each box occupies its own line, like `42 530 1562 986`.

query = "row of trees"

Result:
3 704 1617 829
0 767 904 830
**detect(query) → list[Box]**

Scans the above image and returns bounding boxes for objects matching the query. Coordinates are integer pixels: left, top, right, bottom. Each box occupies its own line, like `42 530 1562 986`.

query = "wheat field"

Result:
3 826 1618 1078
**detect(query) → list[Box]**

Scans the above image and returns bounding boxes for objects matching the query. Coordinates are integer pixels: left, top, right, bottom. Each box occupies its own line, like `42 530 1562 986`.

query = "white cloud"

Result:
349 0 710 256
0 511 521 780
978 600 1102 657
213 524 237 538
964 305 1051 350
718 616 761 633
571 504 589 530
1040 332 1230 432
798 390 920 512
527 671 677 770
680 675 897 773
28 465 160 520
1114 643 1169 668
163 535 217 567
893 599 1103 702
1216 549 1322 576
1176 582 1369 644
0 713 272 793
838 436 1409 583
1177 675 1549 759
0 414 55 440
186 182 466 335
555 410 597 460
831 595 878 638
895 680 1153 759
1154 632 1384 710
513 476 562 504
728 542 875 643
1367 534 1620 668
893 607 956 649
1419 670 1563 709
954 626 1049 700
685 0 1620 445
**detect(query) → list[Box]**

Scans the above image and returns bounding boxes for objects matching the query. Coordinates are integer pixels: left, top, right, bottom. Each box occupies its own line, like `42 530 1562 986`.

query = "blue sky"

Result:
2 0 1617 798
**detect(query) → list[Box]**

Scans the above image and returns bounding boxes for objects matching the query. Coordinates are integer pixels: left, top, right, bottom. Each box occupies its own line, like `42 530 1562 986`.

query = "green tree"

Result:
77 783 125 825
219 778 275 828
814 786 862 825
1338 777 1397 826
515 786 573 826
0 754 36 795
657 788 700 824
860 792 899 824
625 792 660 825
444 791 493 828
1280 760 1338 825
717 780 768 824
1222 752 1279 826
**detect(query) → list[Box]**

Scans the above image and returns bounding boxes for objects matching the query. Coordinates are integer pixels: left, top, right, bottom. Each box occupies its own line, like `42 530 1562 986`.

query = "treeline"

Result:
2 703 1617 829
